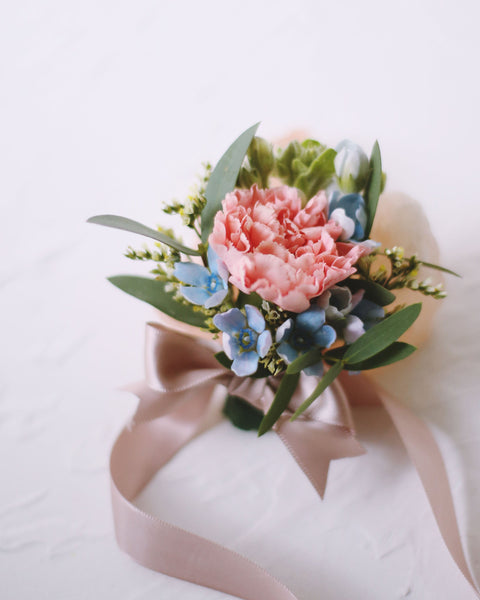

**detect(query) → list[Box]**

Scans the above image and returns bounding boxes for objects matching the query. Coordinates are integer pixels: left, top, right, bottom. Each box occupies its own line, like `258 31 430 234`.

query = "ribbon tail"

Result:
380 391 479 597
277 420 365 499
110 383 299 600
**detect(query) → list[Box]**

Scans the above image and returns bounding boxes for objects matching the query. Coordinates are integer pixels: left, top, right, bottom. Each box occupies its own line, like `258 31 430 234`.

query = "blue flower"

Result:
213 305 272 377
276 306 336 377
173 247 228 308
328 190 368 242
343 298 385 344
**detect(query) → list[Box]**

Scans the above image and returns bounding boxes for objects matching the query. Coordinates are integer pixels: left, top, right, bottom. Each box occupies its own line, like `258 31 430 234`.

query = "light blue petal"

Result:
256 330 272 358
313 324 337 348
277 341 300 365
344 315 365 344
296 307 326 333
223 333 240 360
213 308 246 333
328 190 342 216
207 246 229 282
173 262 210 286
204 288 228 308
276 319 293 343
232 351 259 377
245 304 265 333
304 362 324 377
179 286 210 306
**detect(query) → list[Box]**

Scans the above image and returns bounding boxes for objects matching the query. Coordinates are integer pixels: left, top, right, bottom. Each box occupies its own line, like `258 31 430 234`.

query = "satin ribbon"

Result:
110 322 479 599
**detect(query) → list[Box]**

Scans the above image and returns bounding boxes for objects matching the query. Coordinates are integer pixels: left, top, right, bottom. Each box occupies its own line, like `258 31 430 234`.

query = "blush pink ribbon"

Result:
110 322 479 599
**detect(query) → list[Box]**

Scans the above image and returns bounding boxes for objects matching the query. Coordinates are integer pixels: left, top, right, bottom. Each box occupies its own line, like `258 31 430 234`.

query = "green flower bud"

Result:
247 137 274 187
334 140 369 193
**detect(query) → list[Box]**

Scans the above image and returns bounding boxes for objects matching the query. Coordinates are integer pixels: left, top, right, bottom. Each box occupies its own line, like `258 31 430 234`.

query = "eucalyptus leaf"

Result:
343 303 421 364
87 215 201 256
286 348 324 374
291 361 344 421
258 373 300 436
344 279 396 306
364 141 382 236
108 275 208 328
346 341 416 371
419 261 461 278
201 123 260 243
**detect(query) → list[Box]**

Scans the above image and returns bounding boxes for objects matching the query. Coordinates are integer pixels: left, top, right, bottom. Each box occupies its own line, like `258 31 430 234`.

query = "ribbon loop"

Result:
109 323 479 599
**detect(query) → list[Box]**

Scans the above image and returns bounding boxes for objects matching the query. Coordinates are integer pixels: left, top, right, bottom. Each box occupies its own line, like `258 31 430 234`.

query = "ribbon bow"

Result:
110 323 478 599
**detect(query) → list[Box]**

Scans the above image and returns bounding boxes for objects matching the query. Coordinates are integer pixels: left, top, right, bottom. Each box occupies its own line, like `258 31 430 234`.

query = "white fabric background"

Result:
1 1 479 598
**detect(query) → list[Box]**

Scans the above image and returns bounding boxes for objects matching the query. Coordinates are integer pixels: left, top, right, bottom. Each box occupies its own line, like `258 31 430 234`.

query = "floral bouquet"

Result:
89 123 453 436
88 125 477 600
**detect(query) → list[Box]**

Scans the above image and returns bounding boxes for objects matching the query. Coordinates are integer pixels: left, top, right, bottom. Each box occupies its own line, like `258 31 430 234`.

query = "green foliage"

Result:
258 372 300 436
290 361 343 421
163 162 211 230
357 247 451 299
346 341 416 371
237 137 275 189
223 395 264 431
344 278 396 306
87 215 200 256
364 141 382 236
285 348 324 374
343 303 421 364
275 140 336 199
108 276 208 328
201 123 260 243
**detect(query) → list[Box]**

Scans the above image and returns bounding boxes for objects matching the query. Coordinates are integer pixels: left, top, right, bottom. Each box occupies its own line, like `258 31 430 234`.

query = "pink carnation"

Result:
208 185 369 313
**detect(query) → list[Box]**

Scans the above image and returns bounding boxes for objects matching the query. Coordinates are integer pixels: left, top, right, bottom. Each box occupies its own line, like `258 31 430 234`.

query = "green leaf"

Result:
258 372 300 436
108 275 208 328
223 395 264 431
346 341 416 371
344 279 396 306
294 148 337 199
201 123 260 243
364 141 382 236
286 348 324 374
87 215 201 256
323 345 348 364
419 261 461 278
291 361 344 421
214 351 232 369
343 303 422 364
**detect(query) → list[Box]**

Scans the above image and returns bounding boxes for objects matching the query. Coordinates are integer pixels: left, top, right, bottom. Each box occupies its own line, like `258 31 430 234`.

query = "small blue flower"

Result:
276 306 336 377
213 305 272 377
343 298 385 344
173 247 228 308
328 190 368 242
